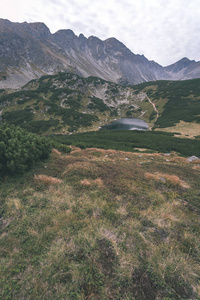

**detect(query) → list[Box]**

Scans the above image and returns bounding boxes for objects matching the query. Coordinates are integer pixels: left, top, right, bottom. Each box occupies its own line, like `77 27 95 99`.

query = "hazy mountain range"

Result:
0 18 200 88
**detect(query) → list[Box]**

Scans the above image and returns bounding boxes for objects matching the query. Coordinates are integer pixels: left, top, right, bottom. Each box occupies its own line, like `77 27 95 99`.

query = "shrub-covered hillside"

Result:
1 73 200 137
0 72 153 134
134 78 200 137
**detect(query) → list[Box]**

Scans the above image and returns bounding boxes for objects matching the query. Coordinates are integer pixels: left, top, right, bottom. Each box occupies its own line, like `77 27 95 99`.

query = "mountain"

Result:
0 72 155 134
1 19 200 88
164 57 200 80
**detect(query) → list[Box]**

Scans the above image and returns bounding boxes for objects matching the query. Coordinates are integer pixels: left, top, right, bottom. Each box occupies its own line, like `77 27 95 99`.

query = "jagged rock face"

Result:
0 19 200 88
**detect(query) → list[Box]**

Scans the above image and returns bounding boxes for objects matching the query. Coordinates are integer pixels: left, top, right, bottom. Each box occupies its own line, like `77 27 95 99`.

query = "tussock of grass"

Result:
7 198 22 212
34 174 63 185
192 164 200 170
51 148 62 156
145 172 190 188
80 178 92 186
80 178 104 188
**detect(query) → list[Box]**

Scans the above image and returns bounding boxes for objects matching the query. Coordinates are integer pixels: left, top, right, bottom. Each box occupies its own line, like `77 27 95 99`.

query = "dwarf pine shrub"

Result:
0 124 52 176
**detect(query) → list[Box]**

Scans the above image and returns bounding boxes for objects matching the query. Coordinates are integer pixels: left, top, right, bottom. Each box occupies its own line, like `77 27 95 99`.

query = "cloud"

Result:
1 0 200 65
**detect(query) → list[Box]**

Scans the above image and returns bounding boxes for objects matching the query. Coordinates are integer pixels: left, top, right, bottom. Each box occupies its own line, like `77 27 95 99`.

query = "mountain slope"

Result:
134 78 200 138
1 19 200 88
1 72 200 137
0 72 154 133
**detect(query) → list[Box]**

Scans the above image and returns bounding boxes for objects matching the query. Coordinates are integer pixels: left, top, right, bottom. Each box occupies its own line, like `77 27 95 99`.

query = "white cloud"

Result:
1 0 200 65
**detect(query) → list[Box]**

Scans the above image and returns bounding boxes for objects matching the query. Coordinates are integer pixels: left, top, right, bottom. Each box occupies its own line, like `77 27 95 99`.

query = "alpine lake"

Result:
101 118 149 131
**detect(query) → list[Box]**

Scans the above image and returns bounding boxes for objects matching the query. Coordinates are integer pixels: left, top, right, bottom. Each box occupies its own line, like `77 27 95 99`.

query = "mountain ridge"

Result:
0 19 200 88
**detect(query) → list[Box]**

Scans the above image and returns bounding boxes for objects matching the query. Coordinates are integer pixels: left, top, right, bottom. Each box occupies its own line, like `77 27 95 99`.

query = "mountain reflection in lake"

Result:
101 118 149 131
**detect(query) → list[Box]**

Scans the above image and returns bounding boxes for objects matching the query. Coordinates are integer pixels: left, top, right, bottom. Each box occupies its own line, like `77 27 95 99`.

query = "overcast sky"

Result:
1 0 200 66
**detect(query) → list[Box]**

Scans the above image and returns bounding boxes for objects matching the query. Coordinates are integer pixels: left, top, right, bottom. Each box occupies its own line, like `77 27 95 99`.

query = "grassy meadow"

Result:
1 145 200 299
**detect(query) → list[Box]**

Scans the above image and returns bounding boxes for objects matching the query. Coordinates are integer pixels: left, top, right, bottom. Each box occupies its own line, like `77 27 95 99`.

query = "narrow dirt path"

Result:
145 93 159 124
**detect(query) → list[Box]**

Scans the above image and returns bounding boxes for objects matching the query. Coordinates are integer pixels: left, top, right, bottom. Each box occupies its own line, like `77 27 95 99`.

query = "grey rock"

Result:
187 155 199 162
159 177 166 182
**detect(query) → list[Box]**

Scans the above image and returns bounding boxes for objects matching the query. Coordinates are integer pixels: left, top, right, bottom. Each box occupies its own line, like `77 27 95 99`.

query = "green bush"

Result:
2 108 33 126
53 142 71 153
0 90 39 105
87 96 110 112
0 124 52 176
73 142 87 149
49 88 73 102
22 119 59 133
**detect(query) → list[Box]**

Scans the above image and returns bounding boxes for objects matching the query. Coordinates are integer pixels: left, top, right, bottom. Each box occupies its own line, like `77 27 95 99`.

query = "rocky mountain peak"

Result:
54 29 76 39
0 19 200 89
104 37 128 52
20 21 51 40
0 18 13 30
165 57 196 73
79 33 87 40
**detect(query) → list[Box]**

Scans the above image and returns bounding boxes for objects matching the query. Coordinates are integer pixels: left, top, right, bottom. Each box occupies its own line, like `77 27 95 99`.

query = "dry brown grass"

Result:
28 228 38 236
13 198 22 210
117 205 127 216
80 178 104 187
154 121 200 138
133 152 162 158
80 179 92 187
192 165 200 170
93 178 104 187
141 199 182 228
62 161 95 176
51 148 62 156
70 149 82 154
134 148 151 152
170 156 188 164
87 148 105 153
144 172 190 188
6 198 22 212
34 174 63 185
